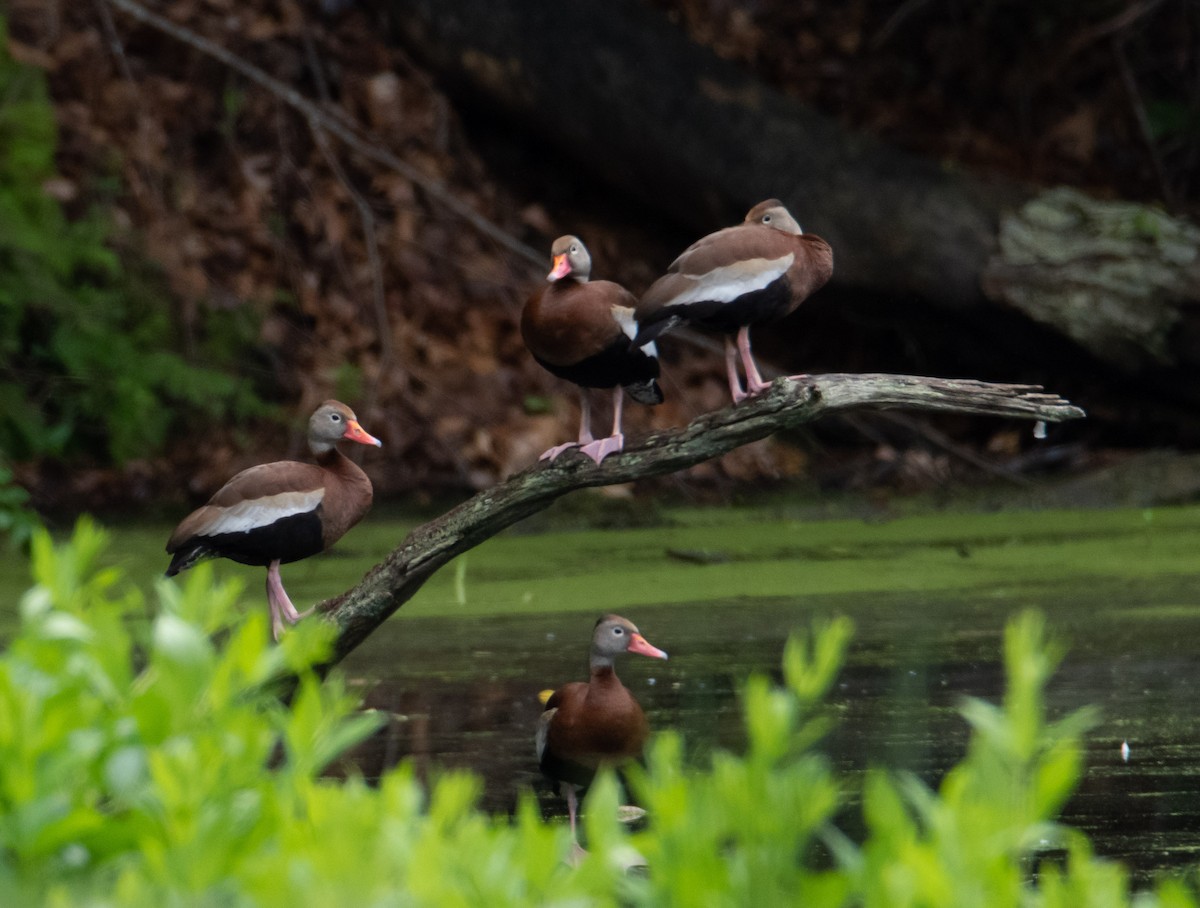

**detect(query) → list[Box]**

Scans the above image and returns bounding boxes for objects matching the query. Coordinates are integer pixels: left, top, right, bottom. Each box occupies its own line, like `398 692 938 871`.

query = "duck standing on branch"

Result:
636 199 833 404
522 235 663 464
537 614 669 844
165 400 382 639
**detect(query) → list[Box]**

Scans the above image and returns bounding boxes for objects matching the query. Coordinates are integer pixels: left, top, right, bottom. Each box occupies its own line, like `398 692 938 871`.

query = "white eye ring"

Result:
570 245 579 254
613 626 624 635
331 413 342 421
762 214 772 223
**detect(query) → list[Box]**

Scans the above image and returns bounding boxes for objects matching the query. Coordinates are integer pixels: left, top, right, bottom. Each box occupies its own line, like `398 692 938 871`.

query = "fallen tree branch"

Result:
317 373 1085 666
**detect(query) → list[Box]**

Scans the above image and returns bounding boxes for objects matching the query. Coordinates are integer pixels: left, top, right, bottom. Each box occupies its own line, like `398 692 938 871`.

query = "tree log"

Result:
318 373 1084 666
982 188 1200 372
386 0 1200 374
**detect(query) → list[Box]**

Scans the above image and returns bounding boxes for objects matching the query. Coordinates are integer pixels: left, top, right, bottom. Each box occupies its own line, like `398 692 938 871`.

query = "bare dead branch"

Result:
316 372 1085 666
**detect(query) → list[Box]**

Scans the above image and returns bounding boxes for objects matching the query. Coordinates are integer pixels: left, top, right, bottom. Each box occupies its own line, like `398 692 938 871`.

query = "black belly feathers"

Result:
531 337 662 405
643 273 796 338
166 506 325 574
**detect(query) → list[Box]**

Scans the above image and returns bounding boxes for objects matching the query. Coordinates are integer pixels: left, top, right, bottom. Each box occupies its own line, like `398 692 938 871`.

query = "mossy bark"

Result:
982 188 1200 372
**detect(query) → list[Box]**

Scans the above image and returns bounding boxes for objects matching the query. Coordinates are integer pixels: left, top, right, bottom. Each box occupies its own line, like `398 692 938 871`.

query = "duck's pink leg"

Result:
724 335 748 404
267 583 287 641
579 388 625 464
737 326 773 396
266 559 301 640
540 389 595 461
561 782 588 863
565 783 580 842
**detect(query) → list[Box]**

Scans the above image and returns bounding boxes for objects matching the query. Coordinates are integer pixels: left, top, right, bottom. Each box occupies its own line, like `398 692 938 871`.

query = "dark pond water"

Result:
323 502 1200 888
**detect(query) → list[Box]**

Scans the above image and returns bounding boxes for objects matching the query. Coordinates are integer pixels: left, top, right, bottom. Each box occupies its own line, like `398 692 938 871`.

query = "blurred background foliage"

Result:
0 17 266 471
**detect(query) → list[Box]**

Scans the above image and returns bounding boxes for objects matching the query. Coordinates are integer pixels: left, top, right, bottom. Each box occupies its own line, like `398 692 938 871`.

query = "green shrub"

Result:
0 520 601 906
0 464 38 548
0 521 1196 906
0 16 264 465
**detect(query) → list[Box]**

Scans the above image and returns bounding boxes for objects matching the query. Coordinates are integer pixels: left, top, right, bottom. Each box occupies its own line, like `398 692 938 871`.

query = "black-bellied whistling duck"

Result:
635 199 833 404
522 235 663 464
165 400 382 639
537 614 669 843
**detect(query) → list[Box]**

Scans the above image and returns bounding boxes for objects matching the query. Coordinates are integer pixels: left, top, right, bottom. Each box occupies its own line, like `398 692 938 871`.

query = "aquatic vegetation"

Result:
0 520 1195 905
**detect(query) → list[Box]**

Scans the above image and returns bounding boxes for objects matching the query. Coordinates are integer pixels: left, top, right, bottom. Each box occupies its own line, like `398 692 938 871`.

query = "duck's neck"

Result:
314 443 341 464
315 445 370 488
589 655 619 685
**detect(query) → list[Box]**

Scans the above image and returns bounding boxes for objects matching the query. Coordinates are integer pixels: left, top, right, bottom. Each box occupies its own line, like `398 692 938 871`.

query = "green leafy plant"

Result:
0 464 38 548
1 522 1197 906
611 618 853 905
0 521 600 906
846 613 1111 907
0 15 264 465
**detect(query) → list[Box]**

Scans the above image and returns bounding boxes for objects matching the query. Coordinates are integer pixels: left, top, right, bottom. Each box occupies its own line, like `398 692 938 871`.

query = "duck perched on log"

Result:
537 614 668 843
636 199 833 404
522 235 663 464
165 400 382 638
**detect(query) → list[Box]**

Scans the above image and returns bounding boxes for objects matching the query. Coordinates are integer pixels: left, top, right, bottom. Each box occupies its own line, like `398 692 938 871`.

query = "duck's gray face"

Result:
547 235 592 282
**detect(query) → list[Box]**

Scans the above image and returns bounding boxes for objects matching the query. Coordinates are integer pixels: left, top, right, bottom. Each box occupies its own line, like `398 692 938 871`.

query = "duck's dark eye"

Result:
762 214 772 223
613 626 624 635
571 245 579 254
331 413 342 422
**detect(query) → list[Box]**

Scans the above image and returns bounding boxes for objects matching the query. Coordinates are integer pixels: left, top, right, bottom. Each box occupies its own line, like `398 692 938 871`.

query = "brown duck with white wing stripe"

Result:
636 199 833 403
522 235 662 464
165 400 381 638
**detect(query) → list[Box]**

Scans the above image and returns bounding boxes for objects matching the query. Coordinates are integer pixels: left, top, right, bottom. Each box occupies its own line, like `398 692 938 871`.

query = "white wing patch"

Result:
610 304 639 341
666 254 793 306
611 304 659 356
201 488 325 537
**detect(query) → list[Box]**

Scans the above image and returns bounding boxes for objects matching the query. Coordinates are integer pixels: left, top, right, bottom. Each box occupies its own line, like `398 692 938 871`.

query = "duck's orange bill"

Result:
547 254 571 281
344 420 383 448
628 633 668 660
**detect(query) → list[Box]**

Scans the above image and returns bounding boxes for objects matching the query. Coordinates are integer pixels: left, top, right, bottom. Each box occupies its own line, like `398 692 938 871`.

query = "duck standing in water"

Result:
537 614 669 842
